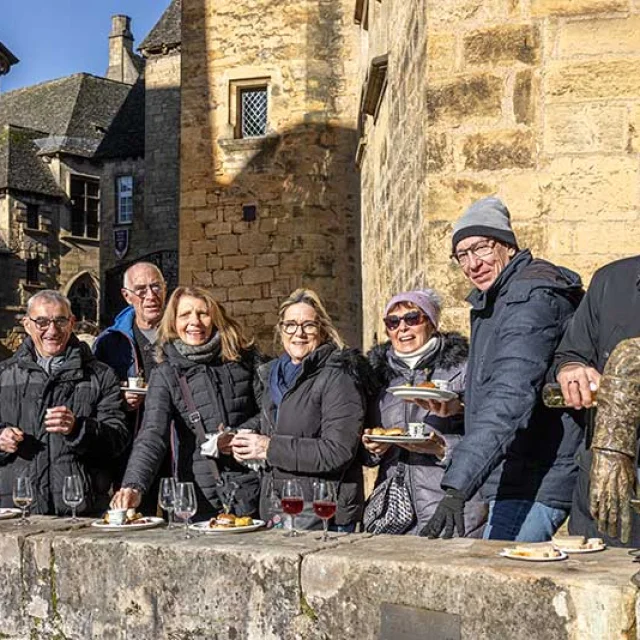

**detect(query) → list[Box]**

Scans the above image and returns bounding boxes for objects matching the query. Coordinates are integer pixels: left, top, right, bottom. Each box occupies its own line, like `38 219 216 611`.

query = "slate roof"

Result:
0 42 19 72
0 73 131 155
139 0 182 54
0 125 65 197
94 78 145 159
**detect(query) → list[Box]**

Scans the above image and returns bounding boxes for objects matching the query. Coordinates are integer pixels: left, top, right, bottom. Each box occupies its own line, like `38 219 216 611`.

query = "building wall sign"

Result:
114 228 130 259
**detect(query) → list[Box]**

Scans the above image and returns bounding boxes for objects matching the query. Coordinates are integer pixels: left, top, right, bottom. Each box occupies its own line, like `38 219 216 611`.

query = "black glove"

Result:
419 488 466 538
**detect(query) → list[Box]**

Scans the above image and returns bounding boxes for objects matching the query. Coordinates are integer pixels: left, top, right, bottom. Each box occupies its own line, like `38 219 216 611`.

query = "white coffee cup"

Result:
408 423 426 438
128 376 144 389
108 508 127 525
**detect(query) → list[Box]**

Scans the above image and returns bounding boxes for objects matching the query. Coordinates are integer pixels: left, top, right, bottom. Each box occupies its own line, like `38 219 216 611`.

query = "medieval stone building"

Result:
98 3 181 326
179 0 362 350
357 0 640 346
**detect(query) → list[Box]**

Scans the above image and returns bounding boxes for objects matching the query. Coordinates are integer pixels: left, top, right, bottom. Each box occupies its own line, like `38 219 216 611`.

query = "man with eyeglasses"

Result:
94 262 167 501
421 196 584 542
0 291 128 515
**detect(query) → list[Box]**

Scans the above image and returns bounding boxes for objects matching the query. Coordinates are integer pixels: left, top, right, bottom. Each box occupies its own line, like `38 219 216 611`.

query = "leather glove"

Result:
419 488 466 538
589 447 635 543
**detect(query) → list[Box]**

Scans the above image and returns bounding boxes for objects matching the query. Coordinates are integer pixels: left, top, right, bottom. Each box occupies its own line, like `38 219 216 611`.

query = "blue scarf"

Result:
269 353 302 409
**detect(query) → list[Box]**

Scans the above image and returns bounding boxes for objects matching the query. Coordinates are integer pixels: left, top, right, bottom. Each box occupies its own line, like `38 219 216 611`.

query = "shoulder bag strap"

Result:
174 370 222 484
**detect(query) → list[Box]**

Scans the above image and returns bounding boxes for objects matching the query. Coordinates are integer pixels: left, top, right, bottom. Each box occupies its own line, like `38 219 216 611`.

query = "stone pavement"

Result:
0 516 637 639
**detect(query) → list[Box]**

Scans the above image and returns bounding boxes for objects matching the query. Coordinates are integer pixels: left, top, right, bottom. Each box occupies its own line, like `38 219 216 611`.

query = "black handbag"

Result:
363 461 415 535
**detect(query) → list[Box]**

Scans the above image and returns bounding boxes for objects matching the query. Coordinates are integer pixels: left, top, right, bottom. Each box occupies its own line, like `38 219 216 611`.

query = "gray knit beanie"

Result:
451 196 518 252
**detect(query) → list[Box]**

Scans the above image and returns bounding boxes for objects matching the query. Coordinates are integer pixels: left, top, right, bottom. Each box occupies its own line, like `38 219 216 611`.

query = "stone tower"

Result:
106 15 143 85
179 0 362 350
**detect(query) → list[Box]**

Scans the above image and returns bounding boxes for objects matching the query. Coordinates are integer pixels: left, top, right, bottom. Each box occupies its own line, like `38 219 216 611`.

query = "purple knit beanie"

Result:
384 289 441 329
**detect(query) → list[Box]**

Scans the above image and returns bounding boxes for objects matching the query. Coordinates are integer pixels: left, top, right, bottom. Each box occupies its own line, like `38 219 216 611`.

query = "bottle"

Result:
542 382 597 408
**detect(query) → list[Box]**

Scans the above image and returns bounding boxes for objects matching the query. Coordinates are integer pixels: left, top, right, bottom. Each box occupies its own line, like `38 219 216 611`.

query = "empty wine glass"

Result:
281 479 304 537
158 477 177 528
13 476 33 525
174 482 197 539
62 475 84 522
313 480 337 541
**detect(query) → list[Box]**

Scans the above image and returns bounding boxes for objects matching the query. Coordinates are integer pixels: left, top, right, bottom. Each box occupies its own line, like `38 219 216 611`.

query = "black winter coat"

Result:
258 343 368 527
122 342 263 518
442 250 585 509
0 337 129 515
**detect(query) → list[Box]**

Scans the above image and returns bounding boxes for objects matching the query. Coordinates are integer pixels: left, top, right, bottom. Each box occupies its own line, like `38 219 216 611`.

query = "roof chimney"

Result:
106 15 141 84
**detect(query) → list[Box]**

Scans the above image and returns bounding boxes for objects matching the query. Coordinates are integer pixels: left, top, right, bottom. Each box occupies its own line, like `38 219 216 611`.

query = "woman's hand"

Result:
398 432 446 458
111 487 141 509
362 429 391 456
409 397 462 417
0 427 23 454
231 432 270 461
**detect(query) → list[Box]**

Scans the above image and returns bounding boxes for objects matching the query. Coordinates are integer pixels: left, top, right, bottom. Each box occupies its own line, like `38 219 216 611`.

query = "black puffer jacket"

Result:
122 342 263 518
258 343 369 527
0 336 129 515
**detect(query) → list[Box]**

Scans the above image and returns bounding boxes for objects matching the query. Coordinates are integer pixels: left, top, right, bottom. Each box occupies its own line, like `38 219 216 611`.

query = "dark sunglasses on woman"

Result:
383 310 425 331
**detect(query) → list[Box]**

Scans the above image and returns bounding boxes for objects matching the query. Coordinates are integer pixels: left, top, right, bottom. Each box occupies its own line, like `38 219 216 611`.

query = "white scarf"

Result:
392 336 439 370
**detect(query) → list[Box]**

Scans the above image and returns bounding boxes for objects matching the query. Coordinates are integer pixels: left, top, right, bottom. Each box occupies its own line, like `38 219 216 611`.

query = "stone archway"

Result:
65 271 99 325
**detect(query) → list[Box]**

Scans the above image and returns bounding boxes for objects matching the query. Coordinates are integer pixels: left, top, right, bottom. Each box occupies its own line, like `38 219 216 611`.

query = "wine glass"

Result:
158 477 177 528
281 479 304 537
62 475 84 522
174 482 197 539
313 480 337 542
13 476 33 525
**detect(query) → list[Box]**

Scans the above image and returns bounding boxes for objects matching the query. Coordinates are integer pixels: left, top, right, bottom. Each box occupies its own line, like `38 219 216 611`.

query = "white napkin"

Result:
200 433 222 458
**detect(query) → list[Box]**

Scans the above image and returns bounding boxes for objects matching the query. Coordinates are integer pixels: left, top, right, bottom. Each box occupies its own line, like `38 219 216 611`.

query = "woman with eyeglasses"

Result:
111 286 264 519
232 288 371 532
362 289 486 536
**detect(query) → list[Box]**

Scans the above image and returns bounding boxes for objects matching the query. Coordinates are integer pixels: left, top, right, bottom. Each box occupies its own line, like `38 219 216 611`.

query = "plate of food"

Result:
0 508 22 520
92 509 164 531
190 513 265 534
388 382 458 402
499 544 568 562
551 535 606 554
366 427 433 444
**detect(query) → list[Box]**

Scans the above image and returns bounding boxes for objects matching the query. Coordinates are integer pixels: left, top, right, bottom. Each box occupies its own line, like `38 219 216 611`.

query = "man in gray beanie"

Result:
422 196 585 541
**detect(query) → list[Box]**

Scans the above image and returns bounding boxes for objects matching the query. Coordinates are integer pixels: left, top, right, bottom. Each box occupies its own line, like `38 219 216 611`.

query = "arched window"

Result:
67 273 98 323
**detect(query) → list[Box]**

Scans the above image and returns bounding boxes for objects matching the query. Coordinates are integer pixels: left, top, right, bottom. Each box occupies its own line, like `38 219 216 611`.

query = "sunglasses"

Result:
383 310 425 331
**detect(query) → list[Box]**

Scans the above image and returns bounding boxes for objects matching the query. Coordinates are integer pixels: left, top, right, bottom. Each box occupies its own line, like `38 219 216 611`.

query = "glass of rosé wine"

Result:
281 479 304 537
313 479 337 541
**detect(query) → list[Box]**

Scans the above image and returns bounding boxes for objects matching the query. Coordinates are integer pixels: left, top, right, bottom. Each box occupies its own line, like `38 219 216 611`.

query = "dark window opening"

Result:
26 204 39 230
242 204 257 222
237 87 268 138
70 175 100 238
68 274 98 323
26 258 39 284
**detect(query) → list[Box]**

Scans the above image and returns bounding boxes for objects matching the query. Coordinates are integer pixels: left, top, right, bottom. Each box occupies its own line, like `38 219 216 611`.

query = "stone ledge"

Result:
0 517 638 639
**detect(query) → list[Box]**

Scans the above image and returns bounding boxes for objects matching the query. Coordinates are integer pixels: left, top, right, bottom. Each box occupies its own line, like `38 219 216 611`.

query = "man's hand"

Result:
0 427 24 454
399 432 446 458
589 447 635 543
362 429 391 456
410 397 463 417
419 488 466 538
123 391 144 411
218 426 234 455
111 487 142 510
231 432 270 461
44 406 77 436
557 363 601 409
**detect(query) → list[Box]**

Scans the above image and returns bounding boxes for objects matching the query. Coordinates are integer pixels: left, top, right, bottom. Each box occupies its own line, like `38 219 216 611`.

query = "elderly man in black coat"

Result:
0 290 129 515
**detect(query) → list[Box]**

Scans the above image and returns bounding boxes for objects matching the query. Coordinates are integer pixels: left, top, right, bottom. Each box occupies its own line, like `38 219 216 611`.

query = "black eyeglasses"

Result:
28 316 71 330
123 283 164 298
383 310 425 331
280 321 320 336
451 239 497 266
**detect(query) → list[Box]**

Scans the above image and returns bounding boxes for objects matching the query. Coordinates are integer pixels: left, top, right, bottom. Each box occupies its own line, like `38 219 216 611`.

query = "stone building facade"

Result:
357 0 640 347
179 0 362 350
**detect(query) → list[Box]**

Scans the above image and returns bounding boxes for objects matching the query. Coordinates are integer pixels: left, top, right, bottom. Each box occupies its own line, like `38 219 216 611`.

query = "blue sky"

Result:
1 1 170 92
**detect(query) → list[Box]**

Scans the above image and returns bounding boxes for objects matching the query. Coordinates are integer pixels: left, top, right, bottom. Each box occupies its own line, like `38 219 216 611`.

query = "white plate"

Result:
499 549 568 562
189 519 265 534
554 544 606 554
367 434 433 444
91 516 165 531
387 386 458 402
0 508 22 520
120 386 147 395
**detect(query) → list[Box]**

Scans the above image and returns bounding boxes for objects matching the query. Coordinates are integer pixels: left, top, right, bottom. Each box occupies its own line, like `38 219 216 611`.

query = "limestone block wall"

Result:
359 0 640 346
180 0 362 350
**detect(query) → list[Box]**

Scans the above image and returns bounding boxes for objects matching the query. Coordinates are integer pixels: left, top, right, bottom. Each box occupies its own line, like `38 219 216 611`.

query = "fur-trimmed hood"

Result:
367 332 469 388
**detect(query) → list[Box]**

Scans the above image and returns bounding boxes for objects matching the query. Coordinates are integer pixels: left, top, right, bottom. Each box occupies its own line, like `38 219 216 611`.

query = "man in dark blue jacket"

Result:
94 262 167 495
422 197 584 541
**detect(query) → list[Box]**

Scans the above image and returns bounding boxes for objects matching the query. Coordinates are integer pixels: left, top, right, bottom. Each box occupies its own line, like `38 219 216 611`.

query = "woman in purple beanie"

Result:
362 288 487 536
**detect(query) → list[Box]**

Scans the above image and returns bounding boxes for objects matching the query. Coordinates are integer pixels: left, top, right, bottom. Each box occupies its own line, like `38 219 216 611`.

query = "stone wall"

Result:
180 0 362 350
358 0 640 346
0 517 638 639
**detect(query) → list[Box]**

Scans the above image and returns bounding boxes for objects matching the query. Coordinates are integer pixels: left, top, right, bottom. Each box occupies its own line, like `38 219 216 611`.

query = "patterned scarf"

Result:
173 332 221 363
